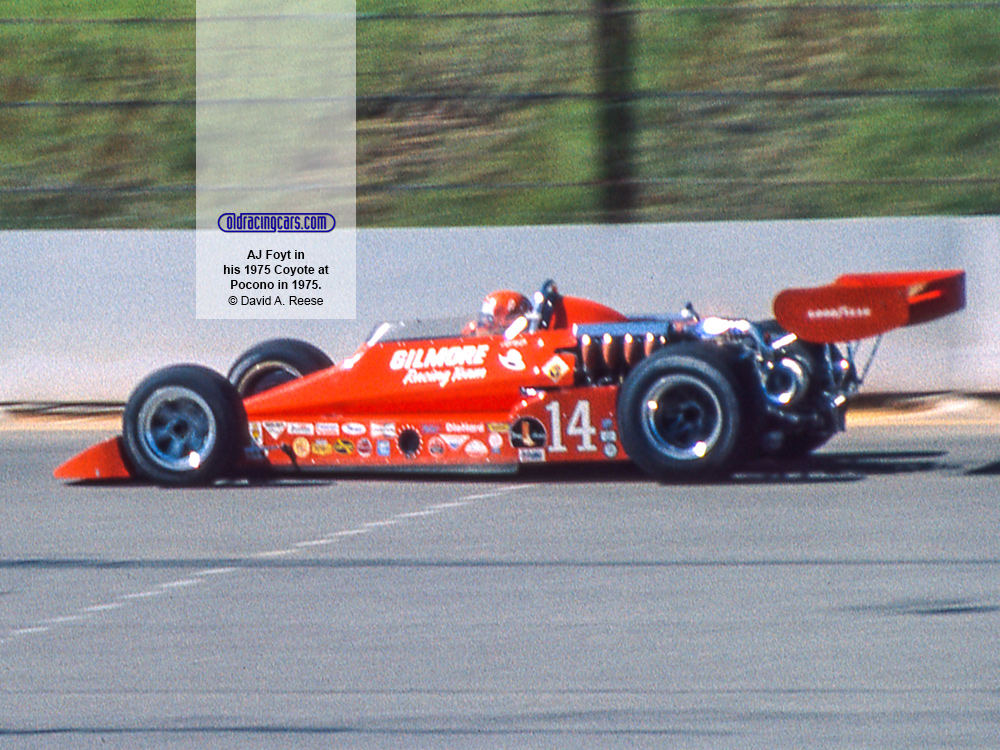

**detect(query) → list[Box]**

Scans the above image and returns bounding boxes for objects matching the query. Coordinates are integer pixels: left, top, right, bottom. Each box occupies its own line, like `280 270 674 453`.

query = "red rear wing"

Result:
772 270 965 343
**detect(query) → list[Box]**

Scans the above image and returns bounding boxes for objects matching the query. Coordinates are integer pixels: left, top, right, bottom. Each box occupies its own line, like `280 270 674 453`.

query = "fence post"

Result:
596 0 637 223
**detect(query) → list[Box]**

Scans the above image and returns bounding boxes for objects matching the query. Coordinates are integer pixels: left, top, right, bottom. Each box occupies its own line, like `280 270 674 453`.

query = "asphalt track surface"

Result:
2 405 1000 749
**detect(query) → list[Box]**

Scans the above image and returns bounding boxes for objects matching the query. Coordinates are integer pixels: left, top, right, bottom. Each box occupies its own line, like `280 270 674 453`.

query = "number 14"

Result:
545 400 597 453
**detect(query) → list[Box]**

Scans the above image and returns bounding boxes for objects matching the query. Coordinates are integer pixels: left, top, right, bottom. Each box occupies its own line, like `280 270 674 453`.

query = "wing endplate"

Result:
773 270 965 343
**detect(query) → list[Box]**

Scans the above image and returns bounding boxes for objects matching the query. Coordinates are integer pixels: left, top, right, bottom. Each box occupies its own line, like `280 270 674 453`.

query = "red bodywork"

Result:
55 295 630 480
231 294 627 474
55 272 965 482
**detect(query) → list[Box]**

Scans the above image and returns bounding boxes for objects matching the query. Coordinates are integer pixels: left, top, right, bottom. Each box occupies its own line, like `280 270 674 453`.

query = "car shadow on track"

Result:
965 459 1000 476
731 449 950 485
520 449 950 486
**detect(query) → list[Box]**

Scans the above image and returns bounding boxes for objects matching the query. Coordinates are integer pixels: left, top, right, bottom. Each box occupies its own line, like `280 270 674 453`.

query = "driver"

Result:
465 289 531 336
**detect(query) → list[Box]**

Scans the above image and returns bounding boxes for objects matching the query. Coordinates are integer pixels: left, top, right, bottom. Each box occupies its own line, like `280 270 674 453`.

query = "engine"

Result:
574 312 859 452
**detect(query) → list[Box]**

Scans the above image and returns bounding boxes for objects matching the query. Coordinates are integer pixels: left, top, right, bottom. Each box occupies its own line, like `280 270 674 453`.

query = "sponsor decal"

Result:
263 421 286 439
390 344 489 371
357 438 373 457
370 422 397 438
487 422 510 433
342 422 366 436
603 442 619 459
428 436 446 457
445 421 484 434
498 349 526 371
518 447 546 463
600 430 617 443
316 422 340 436
421 424 441 434
332 438 354 455
601 418 614 430
376 439 392 457
488 433 504 453
465 439 488 457
312 439 333 457
292 436 311 459
542 355 571 382
389 344 490 388
440 434 469 451
510 417 547 449
287 422 315 436
806 305 872 321
248 422 264 446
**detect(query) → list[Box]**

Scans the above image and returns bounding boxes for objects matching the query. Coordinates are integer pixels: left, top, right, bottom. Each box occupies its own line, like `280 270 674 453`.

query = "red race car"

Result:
56 272 965 485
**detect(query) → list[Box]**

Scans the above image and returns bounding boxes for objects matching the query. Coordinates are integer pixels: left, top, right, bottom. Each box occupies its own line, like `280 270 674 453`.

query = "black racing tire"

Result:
617 344 745 480
122 365 247 486
227 338 333 397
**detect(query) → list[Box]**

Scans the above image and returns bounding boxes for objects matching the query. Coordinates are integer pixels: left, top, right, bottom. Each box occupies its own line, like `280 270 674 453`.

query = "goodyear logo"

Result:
806 305 872 320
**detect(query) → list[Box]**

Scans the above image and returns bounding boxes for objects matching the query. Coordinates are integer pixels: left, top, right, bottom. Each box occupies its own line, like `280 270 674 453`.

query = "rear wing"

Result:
772 270 965 343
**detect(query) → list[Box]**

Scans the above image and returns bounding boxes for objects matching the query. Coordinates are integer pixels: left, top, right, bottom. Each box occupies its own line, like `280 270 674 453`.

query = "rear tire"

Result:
227 338 333 397
618 344 744 480
122 365 246 486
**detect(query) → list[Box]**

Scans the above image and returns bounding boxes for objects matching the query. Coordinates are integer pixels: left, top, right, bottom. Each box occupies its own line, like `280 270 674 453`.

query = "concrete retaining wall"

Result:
1 216 995 401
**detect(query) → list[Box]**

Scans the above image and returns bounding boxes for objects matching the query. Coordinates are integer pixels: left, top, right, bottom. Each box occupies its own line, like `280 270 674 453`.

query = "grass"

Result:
2 0 999 228
0 1 195 228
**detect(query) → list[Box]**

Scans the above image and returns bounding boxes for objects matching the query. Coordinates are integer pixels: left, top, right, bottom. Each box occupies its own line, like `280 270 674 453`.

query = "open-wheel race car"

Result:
56 271 965 485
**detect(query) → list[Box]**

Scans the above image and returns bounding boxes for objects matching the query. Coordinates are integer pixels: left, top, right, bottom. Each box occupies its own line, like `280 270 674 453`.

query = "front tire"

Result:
617 345 744 480
122 365 246 486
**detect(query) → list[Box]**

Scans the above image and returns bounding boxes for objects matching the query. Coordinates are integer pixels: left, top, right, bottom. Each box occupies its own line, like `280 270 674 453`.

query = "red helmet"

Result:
478 290 531 332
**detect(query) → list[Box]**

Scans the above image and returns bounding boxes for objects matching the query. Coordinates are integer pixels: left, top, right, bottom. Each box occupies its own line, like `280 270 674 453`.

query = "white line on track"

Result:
0 483 536 647
10 626 50 636
252 549 298 559
195 567 236 577
293 539 336 549
158 579 202 589
396 509 441 518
